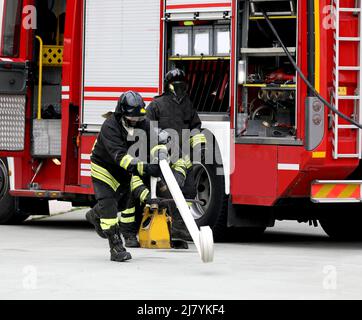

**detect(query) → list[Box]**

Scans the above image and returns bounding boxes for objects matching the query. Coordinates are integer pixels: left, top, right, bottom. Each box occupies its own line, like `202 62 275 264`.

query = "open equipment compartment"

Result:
166 17 231 114
31 0 66 157
236 0 298 142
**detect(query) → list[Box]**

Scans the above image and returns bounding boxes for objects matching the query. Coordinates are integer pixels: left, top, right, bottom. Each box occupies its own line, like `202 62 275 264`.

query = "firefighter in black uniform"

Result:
86 91 161 262
146 69 207 206
117 130 189 248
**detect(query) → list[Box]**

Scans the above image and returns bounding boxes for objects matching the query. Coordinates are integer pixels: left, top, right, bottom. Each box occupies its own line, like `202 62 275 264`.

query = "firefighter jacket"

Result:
147 93 207 168
90 113 150 192
147 93 201 135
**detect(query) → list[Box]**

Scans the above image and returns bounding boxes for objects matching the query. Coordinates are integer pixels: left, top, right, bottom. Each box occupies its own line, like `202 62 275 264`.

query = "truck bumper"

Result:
311 180 362 203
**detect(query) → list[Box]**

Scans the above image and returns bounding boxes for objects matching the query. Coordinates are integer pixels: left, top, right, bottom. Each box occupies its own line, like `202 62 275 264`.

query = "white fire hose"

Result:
151 160 214 263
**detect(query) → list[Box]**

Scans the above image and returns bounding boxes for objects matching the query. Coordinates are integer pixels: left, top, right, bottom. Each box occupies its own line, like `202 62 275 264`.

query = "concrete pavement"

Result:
0 208 361 300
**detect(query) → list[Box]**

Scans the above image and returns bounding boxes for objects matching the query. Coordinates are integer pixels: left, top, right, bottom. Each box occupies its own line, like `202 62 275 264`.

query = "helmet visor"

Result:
124 115 146 122
124 115 146 127
169 81 187 98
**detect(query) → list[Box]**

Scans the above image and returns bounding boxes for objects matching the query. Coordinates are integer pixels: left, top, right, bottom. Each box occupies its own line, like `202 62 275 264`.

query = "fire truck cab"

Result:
0 0 362 240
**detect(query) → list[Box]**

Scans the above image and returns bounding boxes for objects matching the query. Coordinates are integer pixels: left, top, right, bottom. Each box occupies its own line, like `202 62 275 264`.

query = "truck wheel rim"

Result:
0 160 9 200
192 163 212 220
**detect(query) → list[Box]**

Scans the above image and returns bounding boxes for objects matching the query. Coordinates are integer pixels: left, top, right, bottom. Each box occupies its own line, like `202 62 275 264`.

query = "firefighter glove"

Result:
144 163 162 178
174 171 186 188
145 194 162 207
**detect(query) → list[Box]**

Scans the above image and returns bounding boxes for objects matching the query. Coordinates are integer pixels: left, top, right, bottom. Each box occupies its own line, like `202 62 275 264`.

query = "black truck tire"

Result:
170 130 229 242
0 158 28 224
170 161 228 242
192 162 228 241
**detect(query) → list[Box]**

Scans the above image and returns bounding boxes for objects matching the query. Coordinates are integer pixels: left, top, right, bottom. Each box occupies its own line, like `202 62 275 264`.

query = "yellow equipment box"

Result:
139 207 172 249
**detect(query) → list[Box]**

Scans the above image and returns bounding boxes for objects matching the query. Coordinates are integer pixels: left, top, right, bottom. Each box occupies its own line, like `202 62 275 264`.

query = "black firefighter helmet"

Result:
115 91 147 127
164 68 187 101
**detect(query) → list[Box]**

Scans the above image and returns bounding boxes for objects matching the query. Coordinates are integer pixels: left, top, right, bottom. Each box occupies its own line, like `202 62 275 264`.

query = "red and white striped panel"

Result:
82 86 159 127
166 0 232 13
83 86 158 103
0 57 14 62
83 0 160 128
79 135 95 185
61 86 70 100
80 153 92 178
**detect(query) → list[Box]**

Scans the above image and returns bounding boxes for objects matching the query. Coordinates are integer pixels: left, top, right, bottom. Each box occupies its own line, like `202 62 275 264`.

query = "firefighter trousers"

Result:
119 175 150 236
90 177 130 231
119 164 188 236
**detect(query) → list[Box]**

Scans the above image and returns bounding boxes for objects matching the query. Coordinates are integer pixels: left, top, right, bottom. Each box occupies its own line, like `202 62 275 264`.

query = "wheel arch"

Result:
201 120 230 195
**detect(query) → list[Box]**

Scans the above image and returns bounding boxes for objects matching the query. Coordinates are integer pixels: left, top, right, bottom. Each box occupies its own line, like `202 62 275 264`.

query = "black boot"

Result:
171 239 189 250
124 234 140 248
120 222 140 248
103 224 132 262
86 209 106 239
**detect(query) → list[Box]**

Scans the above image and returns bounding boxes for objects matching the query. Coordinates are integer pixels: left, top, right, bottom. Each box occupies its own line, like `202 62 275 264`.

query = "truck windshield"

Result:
0 0 22 57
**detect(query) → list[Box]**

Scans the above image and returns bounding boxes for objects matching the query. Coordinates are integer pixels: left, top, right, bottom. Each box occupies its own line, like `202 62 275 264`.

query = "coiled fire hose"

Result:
150 160 214 263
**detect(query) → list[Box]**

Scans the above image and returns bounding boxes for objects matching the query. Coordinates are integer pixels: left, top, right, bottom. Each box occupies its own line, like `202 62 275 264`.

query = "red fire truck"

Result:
0 0 361 240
